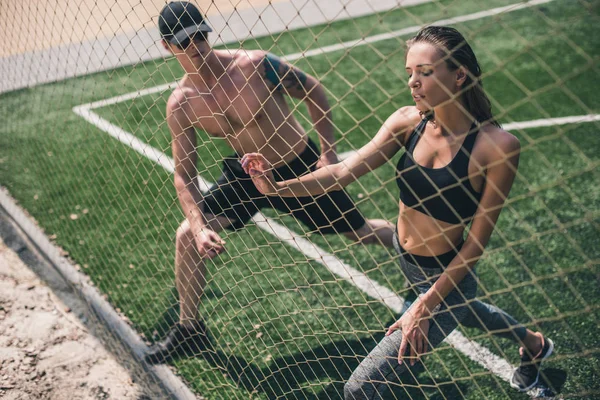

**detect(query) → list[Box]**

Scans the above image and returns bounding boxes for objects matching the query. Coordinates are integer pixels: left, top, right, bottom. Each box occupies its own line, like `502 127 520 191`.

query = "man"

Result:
146 1 395 364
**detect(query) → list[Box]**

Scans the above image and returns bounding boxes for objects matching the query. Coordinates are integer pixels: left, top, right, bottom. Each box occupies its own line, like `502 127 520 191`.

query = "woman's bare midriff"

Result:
396 202 466 256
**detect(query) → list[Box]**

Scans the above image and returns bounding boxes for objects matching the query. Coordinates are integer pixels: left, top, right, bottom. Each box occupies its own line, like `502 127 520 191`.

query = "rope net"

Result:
0 0 598 399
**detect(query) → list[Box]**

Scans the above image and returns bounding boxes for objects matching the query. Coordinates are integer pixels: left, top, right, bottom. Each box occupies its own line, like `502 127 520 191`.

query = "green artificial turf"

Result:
1 0 598 398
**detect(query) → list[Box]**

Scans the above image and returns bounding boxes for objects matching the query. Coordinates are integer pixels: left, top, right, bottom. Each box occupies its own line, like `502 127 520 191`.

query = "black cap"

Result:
159 1 213 45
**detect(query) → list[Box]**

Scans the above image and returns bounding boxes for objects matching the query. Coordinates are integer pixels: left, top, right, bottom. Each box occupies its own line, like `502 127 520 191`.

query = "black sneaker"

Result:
510 334 554 392
145 321 210 365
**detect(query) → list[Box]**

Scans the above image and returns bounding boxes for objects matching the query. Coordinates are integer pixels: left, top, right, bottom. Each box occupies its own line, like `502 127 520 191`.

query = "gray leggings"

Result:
344 235 527 399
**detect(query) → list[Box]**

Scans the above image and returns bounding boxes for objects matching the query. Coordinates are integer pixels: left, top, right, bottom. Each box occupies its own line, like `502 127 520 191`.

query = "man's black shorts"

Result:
202 139 366 234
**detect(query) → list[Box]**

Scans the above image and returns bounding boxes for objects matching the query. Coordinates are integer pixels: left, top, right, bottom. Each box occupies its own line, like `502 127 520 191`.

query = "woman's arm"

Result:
241 107 417 196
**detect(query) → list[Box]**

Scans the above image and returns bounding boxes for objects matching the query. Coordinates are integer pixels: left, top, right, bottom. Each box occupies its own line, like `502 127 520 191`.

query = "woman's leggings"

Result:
344 234 528 399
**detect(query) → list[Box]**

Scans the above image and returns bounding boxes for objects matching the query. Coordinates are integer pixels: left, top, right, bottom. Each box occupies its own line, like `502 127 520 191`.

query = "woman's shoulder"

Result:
477 123 521 164
387 106 423 144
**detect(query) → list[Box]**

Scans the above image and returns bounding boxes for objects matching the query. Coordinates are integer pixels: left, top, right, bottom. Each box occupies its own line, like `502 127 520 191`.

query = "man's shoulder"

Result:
225 50 276 84
231 50 269 70
166 80 200 114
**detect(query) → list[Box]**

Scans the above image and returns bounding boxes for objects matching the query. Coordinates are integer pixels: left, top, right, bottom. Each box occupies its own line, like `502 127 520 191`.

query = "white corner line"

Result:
69 88 591 390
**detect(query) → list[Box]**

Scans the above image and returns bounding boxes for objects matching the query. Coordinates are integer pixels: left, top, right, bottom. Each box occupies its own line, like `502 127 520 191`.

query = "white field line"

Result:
71 0 574 389
504 114 600 130
283 0 555 61
75 0 556 111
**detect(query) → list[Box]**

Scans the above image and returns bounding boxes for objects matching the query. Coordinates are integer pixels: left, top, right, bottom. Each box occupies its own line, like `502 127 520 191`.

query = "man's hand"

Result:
316 150 339 169
193 227 226 259
240 153 279 195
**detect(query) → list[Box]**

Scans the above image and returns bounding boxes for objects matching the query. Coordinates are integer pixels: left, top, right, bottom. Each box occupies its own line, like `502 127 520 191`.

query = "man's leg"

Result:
176 215 231 325
283 187 396 248
342 219 395 248
146 212 232 364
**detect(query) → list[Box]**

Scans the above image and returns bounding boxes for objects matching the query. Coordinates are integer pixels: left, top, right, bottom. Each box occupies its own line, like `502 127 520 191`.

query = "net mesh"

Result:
1 0 598 399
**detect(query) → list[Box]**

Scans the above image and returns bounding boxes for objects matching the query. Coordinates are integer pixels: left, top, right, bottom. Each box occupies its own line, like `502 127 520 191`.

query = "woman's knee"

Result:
344 378 371 400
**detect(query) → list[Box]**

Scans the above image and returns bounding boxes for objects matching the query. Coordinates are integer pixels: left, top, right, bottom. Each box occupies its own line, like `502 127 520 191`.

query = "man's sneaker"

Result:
510 333 554 392
145 320 210 365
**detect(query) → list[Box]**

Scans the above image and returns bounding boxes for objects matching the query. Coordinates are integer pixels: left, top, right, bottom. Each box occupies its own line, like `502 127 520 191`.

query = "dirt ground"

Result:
0 216 163 400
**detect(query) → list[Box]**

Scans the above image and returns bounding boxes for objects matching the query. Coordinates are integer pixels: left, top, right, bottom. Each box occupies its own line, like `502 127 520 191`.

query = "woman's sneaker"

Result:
510 333 554 392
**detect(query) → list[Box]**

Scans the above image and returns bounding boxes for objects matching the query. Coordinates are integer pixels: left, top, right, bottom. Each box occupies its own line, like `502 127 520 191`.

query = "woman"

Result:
241 26 553 397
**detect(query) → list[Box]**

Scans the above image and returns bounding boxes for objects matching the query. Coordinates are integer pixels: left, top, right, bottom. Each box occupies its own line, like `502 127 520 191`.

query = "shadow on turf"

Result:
146 285 463 398
540 368 567 395
198 333 468 399
193 289 466 399
151 287 566 399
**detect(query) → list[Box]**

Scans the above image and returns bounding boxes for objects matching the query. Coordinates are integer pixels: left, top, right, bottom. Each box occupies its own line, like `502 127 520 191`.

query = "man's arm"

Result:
167 95 205 232
262 53 337 166
167 93 226 258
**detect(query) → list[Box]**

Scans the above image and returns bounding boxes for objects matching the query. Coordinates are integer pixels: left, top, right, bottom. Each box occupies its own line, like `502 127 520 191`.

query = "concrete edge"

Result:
0 187 201 400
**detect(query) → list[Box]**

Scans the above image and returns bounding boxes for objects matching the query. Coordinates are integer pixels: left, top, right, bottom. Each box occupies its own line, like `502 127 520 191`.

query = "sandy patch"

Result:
0 237 155 399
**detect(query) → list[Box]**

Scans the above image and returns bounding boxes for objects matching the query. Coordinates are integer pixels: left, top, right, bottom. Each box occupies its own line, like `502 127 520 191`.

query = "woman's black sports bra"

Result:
396 118 482 224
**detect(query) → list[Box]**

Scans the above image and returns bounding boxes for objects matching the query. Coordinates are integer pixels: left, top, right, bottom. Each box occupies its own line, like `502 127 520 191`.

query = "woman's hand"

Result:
316 150 339 169
241 153 278 195
386 303 431 366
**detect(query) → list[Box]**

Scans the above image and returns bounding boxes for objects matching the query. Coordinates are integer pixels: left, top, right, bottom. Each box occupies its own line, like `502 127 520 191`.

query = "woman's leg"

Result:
344 274 477 399
460 300 528 343
458 299 552 391
460 299 549 353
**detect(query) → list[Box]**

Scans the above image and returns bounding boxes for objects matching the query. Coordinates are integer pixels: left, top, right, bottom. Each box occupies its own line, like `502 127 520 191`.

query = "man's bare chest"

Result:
188 81 272 137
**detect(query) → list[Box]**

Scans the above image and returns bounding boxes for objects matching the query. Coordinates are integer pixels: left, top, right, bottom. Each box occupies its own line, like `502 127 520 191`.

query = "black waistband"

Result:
271 139 319 181
396 235 464 269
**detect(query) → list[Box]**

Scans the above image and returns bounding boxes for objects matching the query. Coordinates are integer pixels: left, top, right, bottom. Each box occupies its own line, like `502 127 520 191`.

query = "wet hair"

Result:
407 26 500 127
